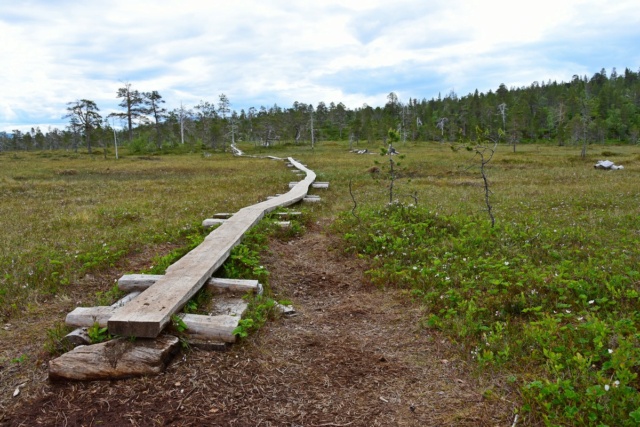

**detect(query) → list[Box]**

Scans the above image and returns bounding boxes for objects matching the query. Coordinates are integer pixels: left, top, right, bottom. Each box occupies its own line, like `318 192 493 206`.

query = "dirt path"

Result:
2 222 515 426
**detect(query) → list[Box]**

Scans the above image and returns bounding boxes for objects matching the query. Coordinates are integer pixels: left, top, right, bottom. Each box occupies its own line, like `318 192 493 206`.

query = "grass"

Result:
0 149 292 321
324 142 640 426
1 140 639 425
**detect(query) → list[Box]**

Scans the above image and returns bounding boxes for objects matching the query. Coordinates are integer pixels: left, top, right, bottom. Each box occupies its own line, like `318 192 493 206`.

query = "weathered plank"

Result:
118 274 261 295
108 157 315 338
49 335 179 381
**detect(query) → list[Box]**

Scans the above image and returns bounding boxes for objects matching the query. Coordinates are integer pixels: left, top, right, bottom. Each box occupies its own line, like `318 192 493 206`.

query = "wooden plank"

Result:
118 274 261 294
209 277 262 295
49 335 179 381
180 314 239 342
108 157 315 338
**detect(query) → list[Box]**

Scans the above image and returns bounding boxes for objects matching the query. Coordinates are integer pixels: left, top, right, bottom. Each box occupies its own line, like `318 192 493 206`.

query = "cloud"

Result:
1 0 639 132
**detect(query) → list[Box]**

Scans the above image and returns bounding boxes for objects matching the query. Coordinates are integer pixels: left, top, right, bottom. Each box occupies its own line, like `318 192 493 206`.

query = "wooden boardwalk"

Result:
107 157 316 338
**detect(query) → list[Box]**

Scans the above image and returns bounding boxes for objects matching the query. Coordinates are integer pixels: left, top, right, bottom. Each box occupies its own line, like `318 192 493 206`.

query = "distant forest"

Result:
2 67 639 153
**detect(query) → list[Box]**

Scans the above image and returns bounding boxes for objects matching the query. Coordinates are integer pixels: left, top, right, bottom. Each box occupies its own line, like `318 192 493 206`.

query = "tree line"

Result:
1 67 640 153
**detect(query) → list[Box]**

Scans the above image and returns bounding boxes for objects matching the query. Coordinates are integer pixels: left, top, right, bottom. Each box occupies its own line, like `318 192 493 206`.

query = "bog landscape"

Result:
1 73 640 426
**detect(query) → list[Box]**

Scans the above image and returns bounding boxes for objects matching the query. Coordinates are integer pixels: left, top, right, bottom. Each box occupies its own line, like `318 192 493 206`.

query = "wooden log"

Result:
62 328 91 348
66 292 141 328
312 182 329 189
118 274 164 292
66 306 116 328
202 218 226 227
108 157 315 338
118 274 261 294
48 335 180 381
303 195 321 202
180 314 239 342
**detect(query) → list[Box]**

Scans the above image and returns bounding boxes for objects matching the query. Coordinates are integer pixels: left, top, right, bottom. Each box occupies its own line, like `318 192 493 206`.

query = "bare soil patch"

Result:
2 222 515 426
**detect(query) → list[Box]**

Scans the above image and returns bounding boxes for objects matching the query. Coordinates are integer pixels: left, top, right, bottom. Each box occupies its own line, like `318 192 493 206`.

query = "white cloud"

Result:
1 0 639 131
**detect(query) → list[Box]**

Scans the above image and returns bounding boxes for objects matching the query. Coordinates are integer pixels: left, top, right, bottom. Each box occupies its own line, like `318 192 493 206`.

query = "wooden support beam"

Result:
179 314 239 342
312 182 329 189
66 306 241 342
108 157 315 338
117 274 262 295
66 292 141 328
66 306 117 328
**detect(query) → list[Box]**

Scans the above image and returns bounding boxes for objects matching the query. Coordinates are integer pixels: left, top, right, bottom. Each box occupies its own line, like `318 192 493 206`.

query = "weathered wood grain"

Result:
108 157 315 338
66 292 142 327
49 335 180 381
180 314 239 342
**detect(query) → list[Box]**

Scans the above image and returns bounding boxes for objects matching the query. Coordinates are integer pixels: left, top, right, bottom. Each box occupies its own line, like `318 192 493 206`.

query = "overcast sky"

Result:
1 0 639 132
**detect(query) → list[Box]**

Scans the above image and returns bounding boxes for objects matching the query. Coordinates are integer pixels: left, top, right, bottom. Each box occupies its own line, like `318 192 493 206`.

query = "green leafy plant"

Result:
232 295 277 339
334 199 640 426
87 322 111 344
171 314 188 333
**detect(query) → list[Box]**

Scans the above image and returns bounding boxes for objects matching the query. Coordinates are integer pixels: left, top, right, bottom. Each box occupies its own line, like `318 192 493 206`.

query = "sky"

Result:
1 0 639 133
